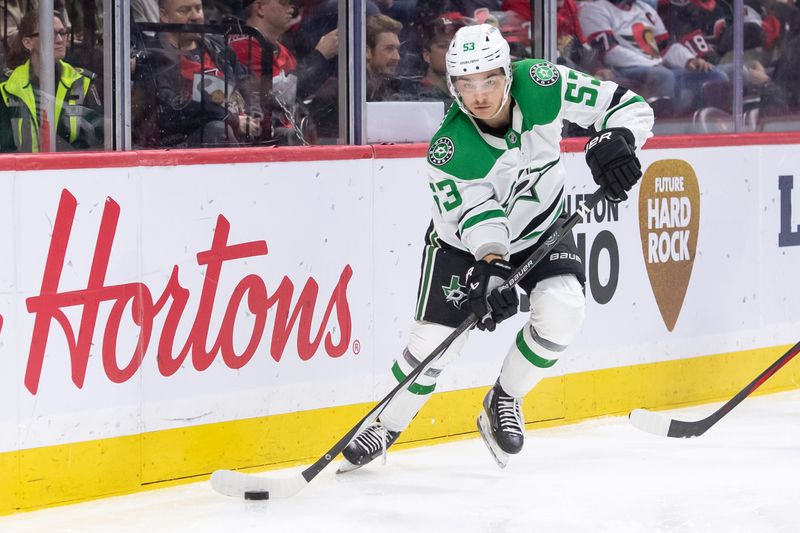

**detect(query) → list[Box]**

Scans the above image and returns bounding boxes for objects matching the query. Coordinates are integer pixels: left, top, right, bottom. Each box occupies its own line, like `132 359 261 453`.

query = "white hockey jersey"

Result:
578 0 696 69
425 59 653 260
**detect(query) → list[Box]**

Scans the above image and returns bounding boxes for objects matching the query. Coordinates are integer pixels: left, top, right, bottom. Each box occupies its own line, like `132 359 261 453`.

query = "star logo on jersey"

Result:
428 137 455 166
530 63 559 87
506 130 520 149
442 275 468 309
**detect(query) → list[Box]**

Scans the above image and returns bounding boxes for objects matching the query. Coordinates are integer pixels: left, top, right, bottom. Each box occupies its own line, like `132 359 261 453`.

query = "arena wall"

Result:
1 134 799 513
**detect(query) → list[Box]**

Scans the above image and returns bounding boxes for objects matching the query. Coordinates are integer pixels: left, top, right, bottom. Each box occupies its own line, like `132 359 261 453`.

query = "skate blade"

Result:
336 458 364 474
477 411 509 469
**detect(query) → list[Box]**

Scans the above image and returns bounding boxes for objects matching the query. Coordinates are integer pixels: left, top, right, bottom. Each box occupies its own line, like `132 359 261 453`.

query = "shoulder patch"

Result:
529 62 559 87
428 137 455 166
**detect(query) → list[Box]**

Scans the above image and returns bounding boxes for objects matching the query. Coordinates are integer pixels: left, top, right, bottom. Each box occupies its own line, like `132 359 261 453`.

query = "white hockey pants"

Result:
379 274 586 432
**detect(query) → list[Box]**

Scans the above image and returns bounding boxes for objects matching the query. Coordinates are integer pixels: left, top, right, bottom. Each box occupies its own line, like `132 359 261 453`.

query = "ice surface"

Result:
3 389 800 533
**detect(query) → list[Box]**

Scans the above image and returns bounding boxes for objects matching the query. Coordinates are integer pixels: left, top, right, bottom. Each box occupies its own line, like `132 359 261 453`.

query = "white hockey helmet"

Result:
445 23 513 118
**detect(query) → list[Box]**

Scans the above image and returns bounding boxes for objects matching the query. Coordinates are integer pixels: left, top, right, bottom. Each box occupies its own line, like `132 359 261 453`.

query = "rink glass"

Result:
0 0 795 149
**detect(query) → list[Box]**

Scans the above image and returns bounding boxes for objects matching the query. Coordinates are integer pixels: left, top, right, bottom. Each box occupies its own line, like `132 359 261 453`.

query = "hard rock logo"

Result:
638 160 700 331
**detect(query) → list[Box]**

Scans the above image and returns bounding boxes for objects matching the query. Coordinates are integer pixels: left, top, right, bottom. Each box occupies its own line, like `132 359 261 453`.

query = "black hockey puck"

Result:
244 491 270 501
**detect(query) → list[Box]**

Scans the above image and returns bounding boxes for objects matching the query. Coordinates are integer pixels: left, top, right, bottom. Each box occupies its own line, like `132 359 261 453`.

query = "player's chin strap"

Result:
452 75 513 121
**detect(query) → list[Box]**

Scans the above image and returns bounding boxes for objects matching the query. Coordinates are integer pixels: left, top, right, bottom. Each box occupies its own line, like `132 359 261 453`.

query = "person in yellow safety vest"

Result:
0 9 103 152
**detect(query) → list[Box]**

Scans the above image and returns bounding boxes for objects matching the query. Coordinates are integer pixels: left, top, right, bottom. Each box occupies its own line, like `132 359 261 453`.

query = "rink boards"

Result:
0 135 799 513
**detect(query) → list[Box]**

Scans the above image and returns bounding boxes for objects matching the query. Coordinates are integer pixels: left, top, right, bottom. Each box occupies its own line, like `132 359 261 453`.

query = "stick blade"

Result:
628 409 706 439
628 408 674 437
210 469 307 499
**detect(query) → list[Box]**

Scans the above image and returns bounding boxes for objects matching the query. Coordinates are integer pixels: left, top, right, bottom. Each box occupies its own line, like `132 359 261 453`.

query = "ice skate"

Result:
477 381 525 468
337 421 401 473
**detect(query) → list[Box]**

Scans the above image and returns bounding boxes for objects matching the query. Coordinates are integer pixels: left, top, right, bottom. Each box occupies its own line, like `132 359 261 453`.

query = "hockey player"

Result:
340 23 653 470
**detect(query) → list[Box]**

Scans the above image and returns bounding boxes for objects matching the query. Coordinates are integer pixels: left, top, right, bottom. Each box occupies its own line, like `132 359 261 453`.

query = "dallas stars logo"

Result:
530 63 559 87
442 275 467 309
428 137 455 166
505 129 520 150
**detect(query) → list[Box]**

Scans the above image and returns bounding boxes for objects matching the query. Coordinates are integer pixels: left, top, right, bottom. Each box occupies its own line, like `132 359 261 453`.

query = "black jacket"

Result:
133 32 252 146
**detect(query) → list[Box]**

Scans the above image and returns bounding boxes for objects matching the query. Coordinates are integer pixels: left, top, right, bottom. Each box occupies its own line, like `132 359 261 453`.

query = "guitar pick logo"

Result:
639 160 700 331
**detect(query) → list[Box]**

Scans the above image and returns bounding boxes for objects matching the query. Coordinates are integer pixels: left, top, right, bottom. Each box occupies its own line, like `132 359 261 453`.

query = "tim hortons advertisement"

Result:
0 161 378 449
24 189 353 395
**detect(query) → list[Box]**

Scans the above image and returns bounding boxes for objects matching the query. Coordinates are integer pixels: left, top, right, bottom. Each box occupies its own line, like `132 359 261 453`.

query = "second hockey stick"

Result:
211 187 607 500
629 339 800 438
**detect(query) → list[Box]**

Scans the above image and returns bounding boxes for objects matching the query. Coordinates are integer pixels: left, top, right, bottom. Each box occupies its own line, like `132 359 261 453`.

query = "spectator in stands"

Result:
233 0 338 83
556 0 586 67
501 0 605 77
230 0 338 143
0 10 103 152
773 32 800 111
659 0 729 66
716 3 773 61
201 0 240 24
132 0 160 23
366 13 403 101
743 57 790 119
715 3 789 120
290 0 349 60
759 0 800 58
579 0 727 115
131 0 261 147
472 8 530 58
1 2 24 54
2 1 71 45
415 12 466 107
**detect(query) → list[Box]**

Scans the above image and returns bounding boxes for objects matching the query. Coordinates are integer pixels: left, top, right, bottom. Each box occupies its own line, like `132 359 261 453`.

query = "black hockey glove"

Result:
584 127 642 202
466 259 519 332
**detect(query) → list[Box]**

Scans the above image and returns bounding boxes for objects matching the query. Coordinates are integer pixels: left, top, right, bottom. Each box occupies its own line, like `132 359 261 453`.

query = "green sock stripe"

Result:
391 361 436 395
515 329 558 368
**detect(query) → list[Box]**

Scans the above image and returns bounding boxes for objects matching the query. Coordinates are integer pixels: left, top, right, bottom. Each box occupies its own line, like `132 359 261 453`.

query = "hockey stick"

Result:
629 339 800 438
210 187 607 500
